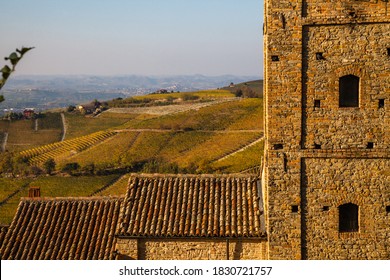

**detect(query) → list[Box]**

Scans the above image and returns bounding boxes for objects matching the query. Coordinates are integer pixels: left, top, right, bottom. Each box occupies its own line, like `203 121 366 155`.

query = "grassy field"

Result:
173 131 262 170
98 173 131 196
211 140 264 173
111 89 234 106
64 112 132 139
123 98 262 131
0 174 121 225
0 114 63 152
223 80 263 97
0 178 32 203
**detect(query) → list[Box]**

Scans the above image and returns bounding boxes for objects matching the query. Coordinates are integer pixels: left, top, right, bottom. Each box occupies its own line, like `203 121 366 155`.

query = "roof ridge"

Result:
129 173 258 178
20 196 124 202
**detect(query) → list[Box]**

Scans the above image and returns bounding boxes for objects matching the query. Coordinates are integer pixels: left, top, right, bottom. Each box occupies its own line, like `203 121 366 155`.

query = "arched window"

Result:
339 75 360 107
339 203 359 232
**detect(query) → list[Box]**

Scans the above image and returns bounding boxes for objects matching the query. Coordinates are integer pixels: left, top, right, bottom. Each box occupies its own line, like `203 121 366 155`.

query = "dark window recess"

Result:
316 52 324 60
314 99 321 108
322 206 330 212
367 142 374 149
379 99 385 109
273 144 283 150
386 206 390 214
339 75 360 107
271 55 279 62
339 203 359 232
314 143 321 149
387 48 390 56
291 205 299 213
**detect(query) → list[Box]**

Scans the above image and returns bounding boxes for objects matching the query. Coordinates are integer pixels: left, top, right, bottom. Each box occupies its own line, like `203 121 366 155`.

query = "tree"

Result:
67 105 76 112
61 162 80 175
0 47 34 102
43 158 56 175
0 152 13 174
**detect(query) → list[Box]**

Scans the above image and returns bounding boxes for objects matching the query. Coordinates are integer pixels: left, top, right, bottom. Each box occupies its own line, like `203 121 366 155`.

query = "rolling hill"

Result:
0 82 264 224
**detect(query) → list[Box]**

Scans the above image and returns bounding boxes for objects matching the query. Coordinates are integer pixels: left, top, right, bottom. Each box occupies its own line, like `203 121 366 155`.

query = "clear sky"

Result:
1 0 264 77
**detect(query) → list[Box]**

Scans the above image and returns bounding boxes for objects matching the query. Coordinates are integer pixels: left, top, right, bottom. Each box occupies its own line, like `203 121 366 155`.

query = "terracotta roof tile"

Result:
118 174 266 238
0 197 122 260
0 225 8 249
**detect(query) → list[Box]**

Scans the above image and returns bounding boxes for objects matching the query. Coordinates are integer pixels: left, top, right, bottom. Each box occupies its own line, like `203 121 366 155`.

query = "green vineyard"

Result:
20 130 117 165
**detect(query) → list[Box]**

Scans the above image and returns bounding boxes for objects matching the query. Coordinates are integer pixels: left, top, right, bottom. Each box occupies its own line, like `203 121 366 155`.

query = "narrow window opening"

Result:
316 52 324 60
291 205 299 213
387 48 390 56
386 206 390 214
339 75 360 107
283 155 288 172
314 143 321 149
271 55 279 62
314 99 321 108
273 144 283 150
322 206 330 212
367 142 374 149
339 203 359 232
379 99 385 109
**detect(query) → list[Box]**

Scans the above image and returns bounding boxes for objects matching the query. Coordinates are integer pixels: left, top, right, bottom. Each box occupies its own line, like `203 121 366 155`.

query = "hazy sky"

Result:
1 0 264 77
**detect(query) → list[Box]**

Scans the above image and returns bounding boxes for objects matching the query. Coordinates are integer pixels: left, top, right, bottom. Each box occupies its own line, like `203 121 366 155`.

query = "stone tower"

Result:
263 1 389 259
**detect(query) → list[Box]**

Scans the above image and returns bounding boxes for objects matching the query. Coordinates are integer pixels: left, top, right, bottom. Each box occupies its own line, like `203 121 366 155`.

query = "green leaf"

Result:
1 65 12 80
5 52 20 66
0 95 4 103
16 47 35 56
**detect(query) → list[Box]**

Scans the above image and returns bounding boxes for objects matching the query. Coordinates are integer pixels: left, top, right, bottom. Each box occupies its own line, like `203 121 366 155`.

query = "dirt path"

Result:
60 113 67 141
1 132 8 152
105 98 238 116
114 128 263 134
34 119 38 131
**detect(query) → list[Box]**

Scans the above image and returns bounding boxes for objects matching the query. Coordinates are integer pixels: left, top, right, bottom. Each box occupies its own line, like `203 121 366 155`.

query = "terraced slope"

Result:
20 130 117 166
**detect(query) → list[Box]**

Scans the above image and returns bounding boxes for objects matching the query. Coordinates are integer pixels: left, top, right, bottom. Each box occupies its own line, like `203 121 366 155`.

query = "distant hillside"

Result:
0 75 259 114
222 79 263 97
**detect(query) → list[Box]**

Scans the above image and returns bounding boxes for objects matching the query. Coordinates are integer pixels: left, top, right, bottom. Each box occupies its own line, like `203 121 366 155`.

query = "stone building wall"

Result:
302 158 390 259
264 0 390 259
116 238 267 260
302 0 388 18
303 23 390 150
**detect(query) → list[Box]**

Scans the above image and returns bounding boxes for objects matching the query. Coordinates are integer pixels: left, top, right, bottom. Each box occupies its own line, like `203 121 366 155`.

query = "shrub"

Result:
182 93 199 101
81 163 95 175
61 162 80 175
43 158 56 175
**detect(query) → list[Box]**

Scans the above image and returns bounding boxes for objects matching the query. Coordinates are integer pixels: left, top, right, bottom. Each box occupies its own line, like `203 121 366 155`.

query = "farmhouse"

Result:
22 108 35 119
78 103 96 115
115 174 267 260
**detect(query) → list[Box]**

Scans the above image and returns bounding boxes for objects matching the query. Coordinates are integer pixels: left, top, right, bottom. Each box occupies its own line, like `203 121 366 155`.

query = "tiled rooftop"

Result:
118 174 266 238
0 225 8 249
0 197 122 260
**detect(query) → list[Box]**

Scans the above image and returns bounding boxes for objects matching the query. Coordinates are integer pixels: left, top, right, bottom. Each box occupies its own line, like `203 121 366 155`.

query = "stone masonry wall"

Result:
302 158 390 259
303 23 390 150
303 0 388 18
264 0 305 260
264 0 390 260
116 238 267 260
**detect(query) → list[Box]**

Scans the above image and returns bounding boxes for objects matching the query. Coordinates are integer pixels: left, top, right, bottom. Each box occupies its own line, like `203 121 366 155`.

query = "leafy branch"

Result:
0 47 34 102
